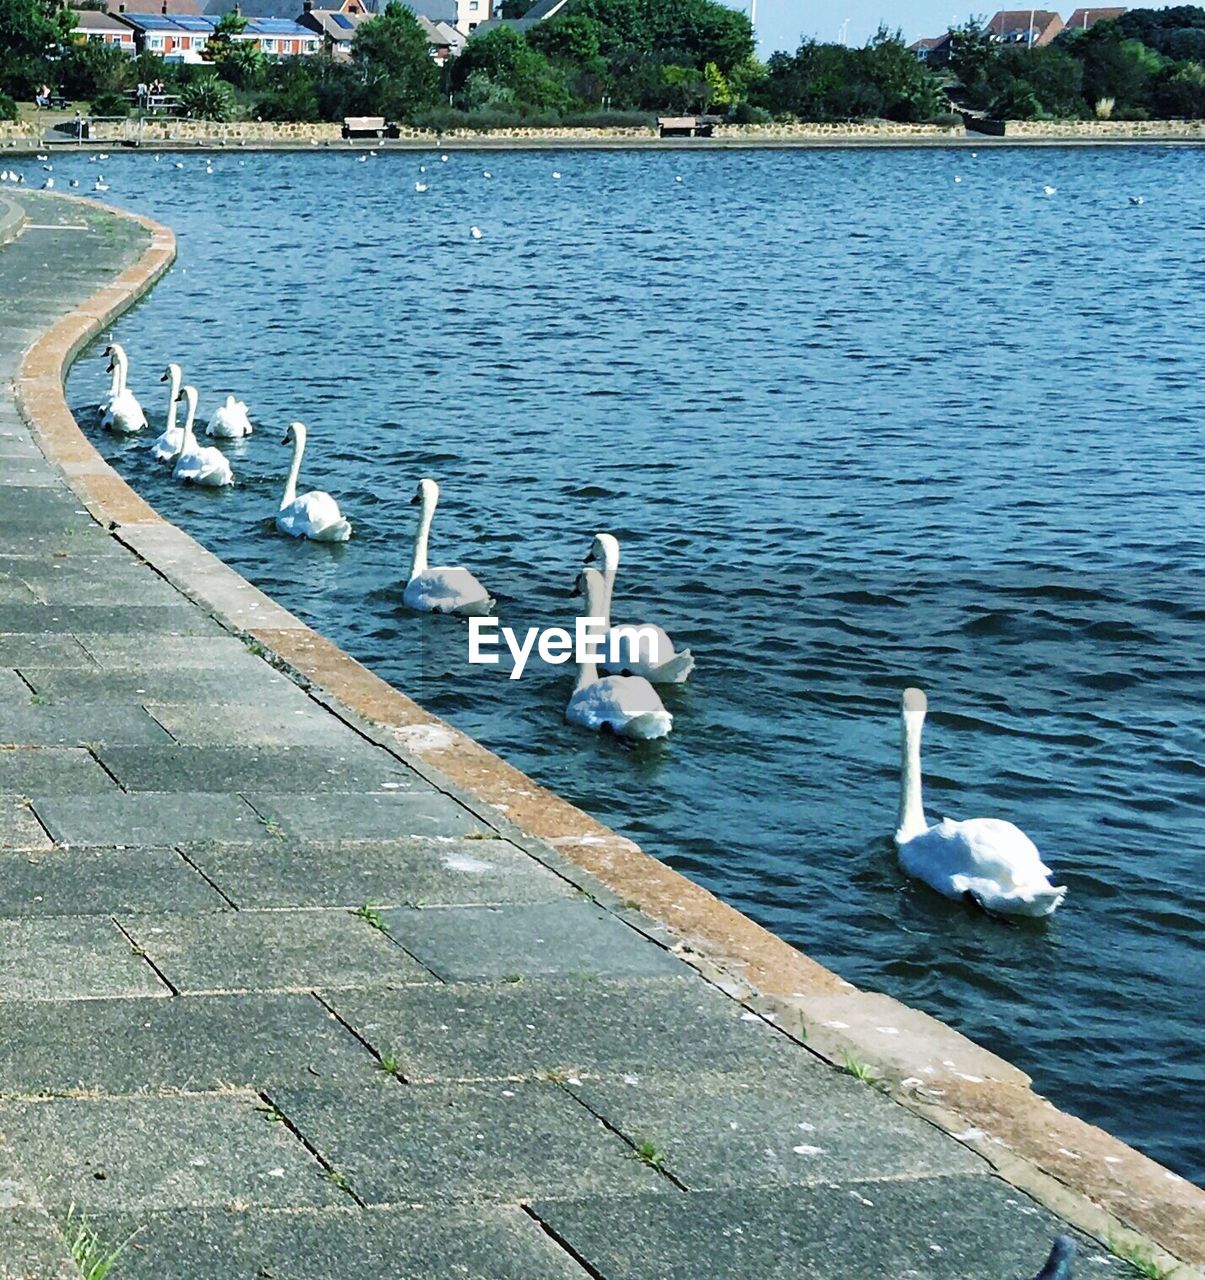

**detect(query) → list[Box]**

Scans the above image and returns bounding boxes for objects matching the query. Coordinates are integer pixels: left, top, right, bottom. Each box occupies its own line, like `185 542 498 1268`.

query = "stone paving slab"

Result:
74 633 255 668
324 977 797 1083
0 847 224 917
0 704 174 749
0 635 94 667
120 910 438 993
96 744 419 794
0 917 166 1001
0 747 118 795
0 993 373 1095
17 666 306 703
79 1205 590 1280
182 837 577 909
565 1064 985 1191
0 1208 76 1280
271 1081 669 1206
0 800 51 853
381 901 688 982
244 791 480 840
0 670 30 701
530 1180 1134 1280
145 701 365 748
31 792 264 847
0 1094 343 1212
0 604 225 636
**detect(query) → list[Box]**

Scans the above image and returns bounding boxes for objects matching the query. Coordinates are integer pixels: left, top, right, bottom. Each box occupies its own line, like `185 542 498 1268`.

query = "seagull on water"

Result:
1129 195 1145 205
1032 1235 1075 1280
1043 185 1057 196
470 225 482 239
415 181 428 192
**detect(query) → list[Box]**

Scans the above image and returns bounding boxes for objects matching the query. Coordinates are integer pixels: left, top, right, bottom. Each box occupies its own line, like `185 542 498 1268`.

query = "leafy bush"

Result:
727 100 772 123
0 91 16 122
928 110 964 128
179 77 234 121
89 92 129 118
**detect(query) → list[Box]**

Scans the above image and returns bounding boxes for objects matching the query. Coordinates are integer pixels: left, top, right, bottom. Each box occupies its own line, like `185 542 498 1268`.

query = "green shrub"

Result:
727 100 772 123
89 92 129 118
178 77 234 121
928 110 964 128
0 91 16 122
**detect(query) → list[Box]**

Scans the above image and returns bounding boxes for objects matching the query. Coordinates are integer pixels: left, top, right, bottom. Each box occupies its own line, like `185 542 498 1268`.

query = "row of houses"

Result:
910 8 1128 60
66 0 566 64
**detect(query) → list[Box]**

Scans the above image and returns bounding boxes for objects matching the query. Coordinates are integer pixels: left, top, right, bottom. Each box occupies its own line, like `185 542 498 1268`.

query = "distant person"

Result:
35 84 51 109
137 81 148 106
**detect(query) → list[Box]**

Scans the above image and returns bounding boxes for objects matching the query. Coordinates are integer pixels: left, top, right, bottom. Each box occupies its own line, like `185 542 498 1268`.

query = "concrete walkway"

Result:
0 194 1146 1280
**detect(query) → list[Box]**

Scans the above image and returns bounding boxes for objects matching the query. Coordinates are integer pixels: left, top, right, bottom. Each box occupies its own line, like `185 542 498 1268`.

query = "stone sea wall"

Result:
998 117 1205 139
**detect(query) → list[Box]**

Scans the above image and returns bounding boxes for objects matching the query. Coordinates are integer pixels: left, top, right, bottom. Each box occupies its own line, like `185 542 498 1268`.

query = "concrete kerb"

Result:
0 197 26 248
9 190 1204 1275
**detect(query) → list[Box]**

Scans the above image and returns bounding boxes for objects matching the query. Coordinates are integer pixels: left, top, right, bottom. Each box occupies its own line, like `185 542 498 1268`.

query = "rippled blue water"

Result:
46 143 1204 1182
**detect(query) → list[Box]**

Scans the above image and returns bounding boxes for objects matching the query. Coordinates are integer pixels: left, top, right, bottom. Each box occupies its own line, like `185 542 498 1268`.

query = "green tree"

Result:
352 1 440 118
59 39 131 99
946 18 998 106
451 25 568 112
179 75 234 120
1153 58 1205 115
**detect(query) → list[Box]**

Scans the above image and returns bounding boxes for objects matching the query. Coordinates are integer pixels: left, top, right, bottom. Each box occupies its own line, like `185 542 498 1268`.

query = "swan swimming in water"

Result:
172 386 233 487
894 688 1067 917
587 532 694 683
403 478 493 615
566 567 672 740
100 345 147 435
206 394 253 439
150 362 186 461
276 421 352 542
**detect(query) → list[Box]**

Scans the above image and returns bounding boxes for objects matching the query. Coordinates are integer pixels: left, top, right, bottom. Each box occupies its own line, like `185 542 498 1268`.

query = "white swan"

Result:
206 394 253 439
172 386 233 488
276 421 352 542
587 532 694 683
566 567 672 740
894 688 1067 918
403 478 493 615
150 362 185 461
100 345 147 435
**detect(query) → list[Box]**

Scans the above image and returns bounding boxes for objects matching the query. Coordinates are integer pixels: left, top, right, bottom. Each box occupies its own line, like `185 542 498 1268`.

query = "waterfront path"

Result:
0 194 1184 1279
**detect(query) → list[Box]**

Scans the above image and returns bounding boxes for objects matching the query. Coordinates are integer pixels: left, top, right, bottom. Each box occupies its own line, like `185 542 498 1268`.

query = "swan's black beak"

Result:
409 493 421 505
102 344 113 357
105 362 115 373
175 390 186 403
159 371 168 383
280 433 291 445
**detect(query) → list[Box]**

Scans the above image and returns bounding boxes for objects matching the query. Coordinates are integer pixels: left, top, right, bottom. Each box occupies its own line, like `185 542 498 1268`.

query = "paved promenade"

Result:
0 193 1168 1279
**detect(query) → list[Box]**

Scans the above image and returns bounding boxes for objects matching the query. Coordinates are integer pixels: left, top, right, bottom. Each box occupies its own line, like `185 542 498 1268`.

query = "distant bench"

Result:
342 116 386 139
658 115 719 138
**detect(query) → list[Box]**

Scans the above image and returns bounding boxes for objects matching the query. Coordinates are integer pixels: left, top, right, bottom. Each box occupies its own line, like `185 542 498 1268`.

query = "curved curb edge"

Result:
9 190 1203 1274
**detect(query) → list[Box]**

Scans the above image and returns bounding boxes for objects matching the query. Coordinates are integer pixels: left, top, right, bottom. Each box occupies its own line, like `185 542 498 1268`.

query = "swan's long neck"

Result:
410 487 436 580
599 540 618 627
165 367 180 433
180 391 197 453
106 358 120 401
282 428 305 510
574 570 606 693
114 349 129 396
897 708 927 841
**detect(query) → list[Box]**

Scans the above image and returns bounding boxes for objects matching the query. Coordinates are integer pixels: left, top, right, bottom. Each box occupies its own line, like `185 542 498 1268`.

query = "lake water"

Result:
45 143 1204 1182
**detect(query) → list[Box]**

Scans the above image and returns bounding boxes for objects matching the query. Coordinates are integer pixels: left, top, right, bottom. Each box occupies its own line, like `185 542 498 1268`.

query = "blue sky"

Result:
732 1 993 54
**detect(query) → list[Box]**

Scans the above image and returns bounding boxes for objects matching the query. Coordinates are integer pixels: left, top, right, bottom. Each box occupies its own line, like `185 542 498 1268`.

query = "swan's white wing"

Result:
404 567 493 615
567 675 672 739
206 398 253 438
898 818 1064 915
174 445 232 486
278 491 350 541
150 426 184 461
103 391 146 434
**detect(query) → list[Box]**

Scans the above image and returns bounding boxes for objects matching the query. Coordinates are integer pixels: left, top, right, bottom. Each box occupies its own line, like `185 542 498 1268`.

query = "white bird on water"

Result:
566 567 672 741
893 688 1067 917
1129 195 1145 205
415 181 428 192
150 362 186 461
470 225 482 239
403 478 493 616
172 386 233 487
206 394 253 439
41 178 53 190
276 421 352 542
100 345 147 435
586 532 694 684
94 176 109 192
1043 185 1057 196
552 170 562 179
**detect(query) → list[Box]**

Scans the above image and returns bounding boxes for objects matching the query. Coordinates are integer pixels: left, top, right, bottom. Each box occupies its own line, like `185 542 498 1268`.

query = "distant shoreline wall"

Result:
4 117 1205 151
